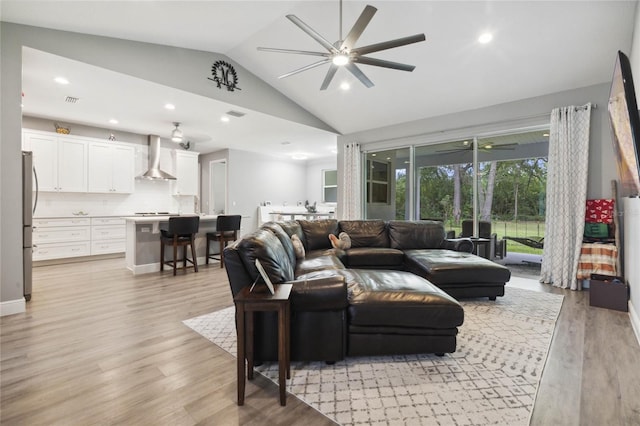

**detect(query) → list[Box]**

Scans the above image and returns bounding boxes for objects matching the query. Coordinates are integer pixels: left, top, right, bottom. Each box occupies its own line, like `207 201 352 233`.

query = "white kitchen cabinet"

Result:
33 217 91 261
91 217 126 255
172 150 199 196
88 142 135 193
33 217 127 260
26 131 88 192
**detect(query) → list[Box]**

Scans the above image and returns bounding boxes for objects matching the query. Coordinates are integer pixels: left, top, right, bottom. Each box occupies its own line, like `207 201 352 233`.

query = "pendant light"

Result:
171 122 183 142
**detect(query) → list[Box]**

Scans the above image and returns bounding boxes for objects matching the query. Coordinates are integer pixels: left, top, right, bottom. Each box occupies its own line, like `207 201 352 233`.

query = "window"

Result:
322 169 337 202
367 159 390 204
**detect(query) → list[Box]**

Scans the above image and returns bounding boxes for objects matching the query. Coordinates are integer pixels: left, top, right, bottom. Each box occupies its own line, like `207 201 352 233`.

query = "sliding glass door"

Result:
476 131 548 256
414 140 474 226
364 128 549 258
364 148 410 220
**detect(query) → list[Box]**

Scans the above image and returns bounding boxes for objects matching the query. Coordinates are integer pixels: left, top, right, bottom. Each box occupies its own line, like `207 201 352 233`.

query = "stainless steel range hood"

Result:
138 135 176 180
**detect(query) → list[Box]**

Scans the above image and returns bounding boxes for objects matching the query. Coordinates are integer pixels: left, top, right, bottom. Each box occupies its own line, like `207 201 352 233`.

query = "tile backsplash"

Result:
34 179 196 217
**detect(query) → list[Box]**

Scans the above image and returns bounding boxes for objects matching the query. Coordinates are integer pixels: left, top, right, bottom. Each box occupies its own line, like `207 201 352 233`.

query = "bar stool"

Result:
160 216 200 275
206 215 241 268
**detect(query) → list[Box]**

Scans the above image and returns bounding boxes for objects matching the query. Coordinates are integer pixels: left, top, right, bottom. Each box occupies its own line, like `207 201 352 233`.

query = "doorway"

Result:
209 160 227 215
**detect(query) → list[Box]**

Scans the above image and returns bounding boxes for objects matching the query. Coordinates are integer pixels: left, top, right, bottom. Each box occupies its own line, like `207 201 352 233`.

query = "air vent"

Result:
65 96 80 103
226 110 246 118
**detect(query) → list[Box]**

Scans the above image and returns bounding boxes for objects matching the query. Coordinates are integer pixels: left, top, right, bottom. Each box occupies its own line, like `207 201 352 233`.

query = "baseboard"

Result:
0 298 26 317
629 301 640 347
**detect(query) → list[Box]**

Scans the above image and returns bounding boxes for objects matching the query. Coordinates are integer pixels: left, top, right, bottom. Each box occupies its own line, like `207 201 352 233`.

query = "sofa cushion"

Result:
261 221 297 265
236 228 295 284
404 249 511 284
299 219 338 251
295 252 346 277
388 220 445 250
345 247 404 268
339 220 389 248
276 220 305 244
295 268 463 329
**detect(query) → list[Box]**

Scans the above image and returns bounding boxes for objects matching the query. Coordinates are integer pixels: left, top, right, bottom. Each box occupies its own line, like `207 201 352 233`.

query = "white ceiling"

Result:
3 1 638 157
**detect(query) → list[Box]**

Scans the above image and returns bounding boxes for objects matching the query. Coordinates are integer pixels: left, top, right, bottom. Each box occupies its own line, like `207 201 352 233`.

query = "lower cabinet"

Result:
33 217 126 261
33 218 91 261
90 217 126 255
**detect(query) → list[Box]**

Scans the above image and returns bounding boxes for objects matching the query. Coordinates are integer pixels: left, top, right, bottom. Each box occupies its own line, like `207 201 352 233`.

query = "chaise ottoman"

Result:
403 249 511 300
329 268 464 356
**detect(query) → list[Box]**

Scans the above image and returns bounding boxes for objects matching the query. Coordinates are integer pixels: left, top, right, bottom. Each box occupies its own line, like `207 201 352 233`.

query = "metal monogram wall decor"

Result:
208 60 241 91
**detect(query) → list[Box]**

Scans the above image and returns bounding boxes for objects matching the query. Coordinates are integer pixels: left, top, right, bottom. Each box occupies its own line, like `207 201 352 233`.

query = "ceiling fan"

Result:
436 141 519 154
258 0 426 90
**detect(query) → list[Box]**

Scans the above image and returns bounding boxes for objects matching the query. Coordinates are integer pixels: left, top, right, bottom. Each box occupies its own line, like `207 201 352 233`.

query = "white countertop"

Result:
122 214 219 223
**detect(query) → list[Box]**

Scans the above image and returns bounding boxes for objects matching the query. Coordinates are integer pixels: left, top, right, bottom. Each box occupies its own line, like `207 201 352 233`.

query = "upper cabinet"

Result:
25 131 88 192
172 150 199 196
88 142 135 193
24 129 135 194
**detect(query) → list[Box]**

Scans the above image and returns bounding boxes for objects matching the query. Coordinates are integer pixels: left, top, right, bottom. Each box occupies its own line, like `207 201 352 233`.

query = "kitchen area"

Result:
22 126 221 278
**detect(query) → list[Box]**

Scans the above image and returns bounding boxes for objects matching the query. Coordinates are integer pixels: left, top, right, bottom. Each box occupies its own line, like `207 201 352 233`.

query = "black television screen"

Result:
608 50 640 197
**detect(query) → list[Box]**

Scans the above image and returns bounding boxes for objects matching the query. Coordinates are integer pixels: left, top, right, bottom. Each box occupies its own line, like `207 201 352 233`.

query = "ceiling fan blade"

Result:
257 47 329 57
278 59 331 79
320 64 339 91
286 14 338 53
353 56 416 72
341 5 377 50
345 63 374 88
352 33 426 56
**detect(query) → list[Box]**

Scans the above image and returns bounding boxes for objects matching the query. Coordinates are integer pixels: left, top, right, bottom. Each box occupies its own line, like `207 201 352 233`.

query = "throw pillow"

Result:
329 232 352 250
338 232 352 249
291 234 305 259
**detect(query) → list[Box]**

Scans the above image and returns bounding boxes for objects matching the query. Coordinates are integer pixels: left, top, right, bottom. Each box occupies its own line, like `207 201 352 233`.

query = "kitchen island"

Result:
123 214 219 275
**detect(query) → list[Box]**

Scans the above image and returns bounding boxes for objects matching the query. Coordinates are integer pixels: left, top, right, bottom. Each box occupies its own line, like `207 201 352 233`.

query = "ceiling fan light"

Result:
171 122 183 142
332 54 349 66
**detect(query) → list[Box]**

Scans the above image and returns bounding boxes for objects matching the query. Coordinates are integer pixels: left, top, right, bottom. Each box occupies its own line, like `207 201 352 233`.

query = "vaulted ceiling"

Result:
2 1 637 157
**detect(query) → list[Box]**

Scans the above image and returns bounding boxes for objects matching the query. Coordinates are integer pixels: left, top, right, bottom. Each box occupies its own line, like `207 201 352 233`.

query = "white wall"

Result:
227 149 308 233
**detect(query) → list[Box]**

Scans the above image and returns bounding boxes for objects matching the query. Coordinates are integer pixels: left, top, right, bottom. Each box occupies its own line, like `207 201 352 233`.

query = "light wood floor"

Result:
1 258 639 425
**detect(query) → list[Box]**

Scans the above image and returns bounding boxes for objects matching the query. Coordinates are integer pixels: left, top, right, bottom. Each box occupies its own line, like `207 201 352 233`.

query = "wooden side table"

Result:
234 283 292 406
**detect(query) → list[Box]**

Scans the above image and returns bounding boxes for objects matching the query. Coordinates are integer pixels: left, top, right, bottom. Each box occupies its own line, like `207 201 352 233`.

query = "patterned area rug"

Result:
184 286 563 426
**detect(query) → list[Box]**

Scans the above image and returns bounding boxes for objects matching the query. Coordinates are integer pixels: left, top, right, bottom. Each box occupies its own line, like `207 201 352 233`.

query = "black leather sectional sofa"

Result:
224 219 510 363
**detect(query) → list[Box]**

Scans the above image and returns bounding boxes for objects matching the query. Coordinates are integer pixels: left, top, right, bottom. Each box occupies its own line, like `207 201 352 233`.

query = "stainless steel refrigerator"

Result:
22 151 37 301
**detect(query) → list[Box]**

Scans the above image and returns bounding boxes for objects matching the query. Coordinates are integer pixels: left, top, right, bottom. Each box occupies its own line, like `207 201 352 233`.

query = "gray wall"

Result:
0 21 335 307
337 83 617 219
227 149 307 232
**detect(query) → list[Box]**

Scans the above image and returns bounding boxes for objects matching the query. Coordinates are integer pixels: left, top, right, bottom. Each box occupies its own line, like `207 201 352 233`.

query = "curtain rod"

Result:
575 103 597 110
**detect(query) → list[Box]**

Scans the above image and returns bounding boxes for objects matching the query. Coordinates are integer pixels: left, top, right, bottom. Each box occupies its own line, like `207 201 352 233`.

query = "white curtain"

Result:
340 142 362 220
540 104 592 290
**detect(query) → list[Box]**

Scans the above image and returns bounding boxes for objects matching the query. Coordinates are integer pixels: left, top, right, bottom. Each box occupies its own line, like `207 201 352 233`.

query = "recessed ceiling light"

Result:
478 33 493 44
54 77 69 85
109 119 119 124
371 153 377 157
484 144 492 149
164 103 175 110
463 140 470 146
292 154 308 160
543 132 549 137
340 82 350 91
221 116 230 122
